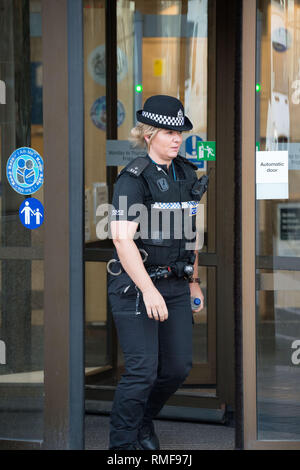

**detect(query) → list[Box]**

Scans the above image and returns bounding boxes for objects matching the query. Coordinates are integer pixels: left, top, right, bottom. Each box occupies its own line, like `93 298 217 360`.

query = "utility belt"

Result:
107 249 195 316
107 248 194 282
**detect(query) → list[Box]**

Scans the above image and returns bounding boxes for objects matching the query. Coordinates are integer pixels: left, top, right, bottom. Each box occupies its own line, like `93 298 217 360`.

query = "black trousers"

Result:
107 273 193 449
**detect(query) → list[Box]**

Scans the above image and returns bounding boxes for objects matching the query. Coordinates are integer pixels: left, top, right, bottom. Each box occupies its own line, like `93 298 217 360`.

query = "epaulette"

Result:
176 154 198 171
123 156 150 177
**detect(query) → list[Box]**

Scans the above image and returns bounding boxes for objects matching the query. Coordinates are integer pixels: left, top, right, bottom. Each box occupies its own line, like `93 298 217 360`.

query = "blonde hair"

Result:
129 122 160 149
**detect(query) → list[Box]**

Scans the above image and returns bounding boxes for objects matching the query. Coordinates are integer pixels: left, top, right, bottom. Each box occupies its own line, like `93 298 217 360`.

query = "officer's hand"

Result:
189 283 204 312
142 287 168 322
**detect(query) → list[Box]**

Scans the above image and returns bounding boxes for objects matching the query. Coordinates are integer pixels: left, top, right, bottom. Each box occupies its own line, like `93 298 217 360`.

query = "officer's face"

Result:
149 129 183 163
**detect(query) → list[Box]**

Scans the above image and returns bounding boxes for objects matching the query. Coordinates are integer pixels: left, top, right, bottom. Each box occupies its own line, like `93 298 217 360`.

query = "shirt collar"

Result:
146 154 178 172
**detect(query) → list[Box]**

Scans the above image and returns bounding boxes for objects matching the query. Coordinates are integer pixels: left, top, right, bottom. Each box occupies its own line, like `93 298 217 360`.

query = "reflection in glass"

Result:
257 270 300 439
83 1 112 381
116 0 213 253
83 0 108 247
256 0 300 257
115 0 212 386
256 0 300 440
192 266 208 363
85 262 109 372
84 1 214 386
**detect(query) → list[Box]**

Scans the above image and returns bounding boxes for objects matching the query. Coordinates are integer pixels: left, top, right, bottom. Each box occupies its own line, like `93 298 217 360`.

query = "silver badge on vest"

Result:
157 178 169 192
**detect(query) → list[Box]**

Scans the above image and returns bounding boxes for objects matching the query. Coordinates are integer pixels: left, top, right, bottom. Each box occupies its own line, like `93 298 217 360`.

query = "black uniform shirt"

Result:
110 155 185 223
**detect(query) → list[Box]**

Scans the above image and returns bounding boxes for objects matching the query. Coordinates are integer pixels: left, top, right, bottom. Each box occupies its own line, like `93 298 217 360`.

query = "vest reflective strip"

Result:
152 201 199 209
181 201 199 209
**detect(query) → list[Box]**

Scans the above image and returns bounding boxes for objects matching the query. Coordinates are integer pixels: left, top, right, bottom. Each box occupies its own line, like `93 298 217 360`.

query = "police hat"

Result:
136 95 193 132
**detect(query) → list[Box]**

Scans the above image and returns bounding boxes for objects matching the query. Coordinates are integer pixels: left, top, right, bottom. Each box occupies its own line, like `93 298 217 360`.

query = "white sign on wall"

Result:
106 140 185 166
256 150 289 200
276 202 300 257
106 140 146 166
0 340 6 364
278 142 300 170
0 80 6 104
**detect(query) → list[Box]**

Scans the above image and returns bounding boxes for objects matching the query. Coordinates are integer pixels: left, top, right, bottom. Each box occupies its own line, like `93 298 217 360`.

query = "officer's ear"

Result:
144 134 151 147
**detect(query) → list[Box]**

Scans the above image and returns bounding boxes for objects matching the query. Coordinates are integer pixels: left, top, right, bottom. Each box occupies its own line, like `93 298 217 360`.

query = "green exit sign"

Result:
197 141 216 161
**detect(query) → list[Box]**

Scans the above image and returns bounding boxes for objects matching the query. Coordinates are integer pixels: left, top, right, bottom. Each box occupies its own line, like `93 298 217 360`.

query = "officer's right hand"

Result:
142 287 168 322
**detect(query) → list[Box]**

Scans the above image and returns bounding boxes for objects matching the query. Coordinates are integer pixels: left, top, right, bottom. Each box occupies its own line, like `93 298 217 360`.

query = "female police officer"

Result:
107 95 204 450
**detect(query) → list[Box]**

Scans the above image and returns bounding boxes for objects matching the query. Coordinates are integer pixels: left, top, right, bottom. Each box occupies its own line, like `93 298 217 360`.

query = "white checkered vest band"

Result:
153 201 199 209
142 109 184 127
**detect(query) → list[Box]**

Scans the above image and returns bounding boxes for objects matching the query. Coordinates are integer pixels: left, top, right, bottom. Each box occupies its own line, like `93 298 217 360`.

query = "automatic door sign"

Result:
6 147 44 195
19 198 44 229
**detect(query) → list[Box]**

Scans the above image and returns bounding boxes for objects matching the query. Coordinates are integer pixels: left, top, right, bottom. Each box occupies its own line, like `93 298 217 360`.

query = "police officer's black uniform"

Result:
107 95 205 450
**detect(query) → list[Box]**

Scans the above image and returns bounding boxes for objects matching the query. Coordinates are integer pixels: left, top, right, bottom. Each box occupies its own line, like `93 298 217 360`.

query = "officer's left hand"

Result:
189 283 204 312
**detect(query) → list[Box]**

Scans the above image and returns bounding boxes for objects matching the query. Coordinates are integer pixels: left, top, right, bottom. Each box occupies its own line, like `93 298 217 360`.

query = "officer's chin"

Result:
169 151 178 158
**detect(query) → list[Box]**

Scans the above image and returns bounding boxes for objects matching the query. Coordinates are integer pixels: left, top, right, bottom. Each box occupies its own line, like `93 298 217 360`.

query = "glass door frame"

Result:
242 0 300 450
43 0 85 450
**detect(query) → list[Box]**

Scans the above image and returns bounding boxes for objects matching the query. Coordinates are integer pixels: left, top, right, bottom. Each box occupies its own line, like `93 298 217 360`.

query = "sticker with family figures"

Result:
6 147 44 195
19 198 44 229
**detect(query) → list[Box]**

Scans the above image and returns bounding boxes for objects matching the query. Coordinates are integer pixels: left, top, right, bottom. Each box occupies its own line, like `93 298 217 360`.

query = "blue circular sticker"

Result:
19 197 44 229
90 96 125 130
6 147 44 195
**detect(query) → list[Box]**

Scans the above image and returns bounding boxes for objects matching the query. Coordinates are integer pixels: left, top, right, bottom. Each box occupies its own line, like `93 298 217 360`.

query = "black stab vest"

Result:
114 155 200 268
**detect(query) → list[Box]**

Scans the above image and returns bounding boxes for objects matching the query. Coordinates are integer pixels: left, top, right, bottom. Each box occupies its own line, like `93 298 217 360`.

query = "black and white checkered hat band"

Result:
142 110 184 127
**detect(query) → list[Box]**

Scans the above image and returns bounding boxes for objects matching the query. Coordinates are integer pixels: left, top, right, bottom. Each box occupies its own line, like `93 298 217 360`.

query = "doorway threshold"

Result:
85 399 226 424
175 387 217 398
85 384 217 398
